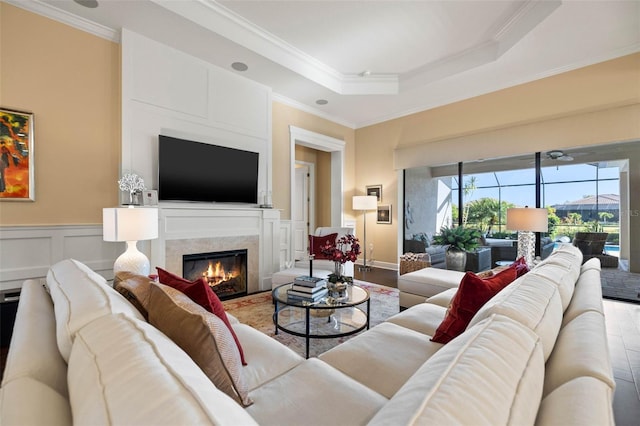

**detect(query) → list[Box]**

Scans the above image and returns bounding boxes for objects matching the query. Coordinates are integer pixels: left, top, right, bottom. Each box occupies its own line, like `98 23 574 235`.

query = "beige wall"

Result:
0 4 120 225
356 53 640 269
272 102 356 223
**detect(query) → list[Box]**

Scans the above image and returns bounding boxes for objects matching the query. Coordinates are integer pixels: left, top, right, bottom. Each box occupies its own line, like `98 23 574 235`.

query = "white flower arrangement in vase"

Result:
118 173 146 205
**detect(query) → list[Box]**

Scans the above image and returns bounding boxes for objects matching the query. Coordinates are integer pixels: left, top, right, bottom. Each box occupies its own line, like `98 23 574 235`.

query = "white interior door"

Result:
294 165 310 260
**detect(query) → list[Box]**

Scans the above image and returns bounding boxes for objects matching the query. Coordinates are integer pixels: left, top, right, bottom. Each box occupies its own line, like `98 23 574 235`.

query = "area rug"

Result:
222 281 399 358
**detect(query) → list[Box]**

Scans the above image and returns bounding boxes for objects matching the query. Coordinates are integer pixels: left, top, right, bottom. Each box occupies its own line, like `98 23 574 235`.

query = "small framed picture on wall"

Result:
366 184 382 202
377 204 392 224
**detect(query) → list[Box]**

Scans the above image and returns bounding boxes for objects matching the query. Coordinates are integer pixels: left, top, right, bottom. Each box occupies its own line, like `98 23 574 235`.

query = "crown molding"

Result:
272 94 356 130
401 0 561 91
4 0 119 42
151 0 400 95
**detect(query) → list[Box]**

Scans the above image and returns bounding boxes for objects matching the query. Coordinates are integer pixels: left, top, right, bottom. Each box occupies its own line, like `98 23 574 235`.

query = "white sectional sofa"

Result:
0 244 614 425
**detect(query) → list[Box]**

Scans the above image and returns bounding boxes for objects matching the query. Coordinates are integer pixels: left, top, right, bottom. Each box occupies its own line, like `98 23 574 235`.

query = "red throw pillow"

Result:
309 233 338 260
156 267 246 365
431 266 518 344
511 256 530 277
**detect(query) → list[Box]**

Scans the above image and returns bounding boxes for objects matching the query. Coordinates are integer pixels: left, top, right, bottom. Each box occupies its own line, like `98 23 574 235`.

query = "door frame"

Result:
289 126 345 227
294 161 315 259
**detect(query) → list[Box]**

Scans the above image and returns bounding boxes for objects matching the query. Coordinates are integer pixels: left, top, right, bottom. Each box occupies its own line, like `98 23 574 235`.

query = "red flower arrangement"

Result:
321 234 361 283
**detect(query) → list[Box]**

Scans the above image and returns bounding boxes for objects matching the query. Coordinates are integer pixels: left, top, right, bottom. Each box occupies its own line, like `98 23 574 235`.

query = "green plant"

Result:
432 226 482 252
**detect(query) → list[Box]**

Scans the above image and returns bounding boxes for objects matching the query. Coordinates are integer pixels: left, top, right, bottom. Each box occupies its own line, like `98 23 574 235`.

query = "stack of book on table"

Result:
287 276 328 302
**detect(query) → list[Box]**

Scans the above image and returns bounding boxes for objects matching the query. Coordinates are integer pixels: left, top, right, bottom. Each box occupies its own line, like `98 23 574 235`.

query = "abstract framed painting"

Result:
0 108 34 201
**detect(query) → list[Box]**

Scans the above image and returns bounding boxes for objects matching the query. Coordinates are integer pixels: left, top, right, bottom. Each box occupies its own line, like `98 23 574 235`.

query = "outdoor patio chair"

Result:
572 232 618 267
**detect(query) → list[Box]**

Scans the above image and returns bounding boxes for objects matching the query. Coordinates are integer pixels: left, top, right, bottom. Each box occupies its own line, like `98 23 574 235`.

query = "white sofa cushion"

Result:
246 358 387 426
368 314 545 426
562 258 604 326
385 303 448 336
536 377 614 426
68 313 258 425
319 322 443 398
543 311 615 396
468 272 563 361
45 259 145 361
398 267 465 299
529 245 582 310
1 280 68 398
0 378 72 426
424 287 457 307
232 323 304 391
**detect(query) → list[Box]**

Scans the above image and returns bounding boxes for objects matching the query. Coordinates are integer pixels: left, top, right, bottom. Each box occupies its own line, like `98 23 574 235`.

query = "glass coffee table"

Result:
272 283 370 358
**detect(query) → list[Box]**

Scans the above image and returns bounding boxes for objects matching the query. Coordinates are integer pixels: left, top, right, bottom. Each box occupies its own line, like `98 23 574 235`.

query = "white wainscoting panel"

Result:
279 220 292 270
0 225 121 293
131 38 209 119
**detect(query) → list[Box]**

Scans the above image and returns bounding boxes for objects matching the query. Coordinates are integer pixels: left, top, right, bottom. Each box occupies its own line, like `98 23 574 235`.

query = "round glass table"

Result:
272 283 370 358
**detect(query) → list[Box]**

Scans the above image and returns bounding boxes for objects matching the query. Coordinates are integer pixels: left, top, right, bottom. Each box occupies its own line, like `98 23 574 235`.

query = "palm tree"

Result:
462 177 477 226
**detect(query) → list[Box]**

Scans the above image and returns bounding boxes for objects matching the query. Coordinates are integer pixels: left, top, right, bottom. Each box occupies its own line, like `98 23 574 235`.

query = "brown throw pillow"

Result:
113 271 153 319
147 283 252 407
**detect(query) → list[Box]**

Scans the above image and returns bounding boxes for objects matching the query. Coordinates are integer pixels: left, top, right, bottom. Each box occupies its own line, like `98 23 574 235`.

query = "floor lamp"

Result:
506 207 548 267
103 206 158 275
353 195 378 271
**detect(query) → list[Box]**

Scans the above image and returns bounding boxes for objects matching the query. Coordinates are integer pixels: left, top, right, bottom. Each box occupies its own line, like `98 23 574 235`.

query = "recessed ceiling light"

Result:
231 62 248 72
316 99 328 105
73 0 99 8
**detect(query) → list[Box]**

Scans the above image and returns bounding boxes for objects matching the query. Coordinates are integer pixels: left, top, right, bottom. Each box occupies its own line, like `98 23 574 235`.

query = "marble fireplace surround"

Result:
165 236 259 294
149 205 281 294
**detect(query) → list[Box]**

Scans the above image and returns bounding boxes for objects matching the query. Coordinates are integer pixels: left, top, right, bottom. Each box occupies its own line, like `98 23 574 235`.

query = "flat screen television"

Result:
158 135 259 204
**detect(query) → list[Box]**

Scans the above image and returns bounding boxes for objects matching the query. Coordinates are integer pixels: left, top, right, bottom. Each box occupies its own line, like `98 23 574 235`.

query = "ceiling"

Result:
12 0 640 128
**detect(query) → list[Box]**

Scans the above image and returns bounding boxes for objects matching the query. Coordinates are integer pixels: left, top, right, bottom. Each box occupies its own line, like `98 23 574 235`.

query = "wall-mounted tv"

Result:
158 135 259 204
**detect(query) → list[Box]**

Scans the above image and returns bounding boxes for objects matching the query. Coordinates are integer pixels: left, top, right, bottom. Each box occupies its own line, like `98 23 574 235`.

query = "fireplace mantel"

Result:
150 204 280 293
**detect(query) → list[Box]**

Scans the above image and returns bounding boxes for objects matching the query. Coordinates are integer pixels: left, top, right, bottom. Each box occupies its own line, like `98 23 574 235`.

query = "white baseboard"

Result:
355 259 398 271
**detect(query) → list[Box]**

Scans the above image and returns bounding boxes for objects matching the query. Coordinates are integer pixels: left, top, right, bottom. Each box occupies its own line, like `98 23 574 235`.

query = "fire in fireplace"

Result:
183 249 248 300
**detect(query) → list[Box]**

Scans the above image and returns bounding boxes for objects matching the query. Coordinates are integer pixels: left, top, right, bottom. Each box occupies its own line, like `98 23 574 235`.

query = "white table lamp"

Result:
103 207 158 275
506 207 548 267
353 195 378 271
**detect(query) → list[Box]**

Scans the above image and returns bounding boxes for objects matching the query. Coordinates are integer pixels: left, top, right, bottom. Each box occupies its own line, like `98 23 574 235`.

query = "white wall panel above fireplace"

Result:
121 28 273 195
162 209 262 240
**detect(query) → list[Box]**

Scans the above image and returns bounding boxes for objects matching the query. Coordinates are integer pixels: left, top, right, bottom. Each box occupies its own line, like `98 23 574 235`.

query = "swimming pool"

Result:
604 245 620 254
553 243 620 256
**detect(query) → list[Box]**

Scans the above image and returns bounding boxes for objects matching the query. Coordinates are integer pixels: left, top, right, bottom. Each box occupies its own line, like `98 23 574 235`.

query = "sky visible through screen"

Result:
452 163 620 208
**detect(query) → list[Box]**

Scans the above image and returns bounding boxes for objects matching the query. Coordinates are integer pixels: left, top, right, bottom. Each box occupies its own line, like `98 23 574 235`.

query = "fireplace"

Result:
183 249 248 300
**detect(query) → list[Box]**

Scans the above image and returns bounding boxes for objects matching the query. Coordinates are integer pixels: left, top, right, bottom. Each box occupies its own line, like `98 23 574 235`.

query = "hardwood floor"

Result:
356 266 640 425
354 266 400 288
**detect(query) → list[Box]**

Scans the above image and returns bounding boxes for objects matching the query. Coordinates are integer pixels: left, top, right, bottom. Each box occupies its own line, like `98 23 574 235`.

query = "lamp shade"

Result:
506 208 548 232
352 195 377 211
103 207 158 242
